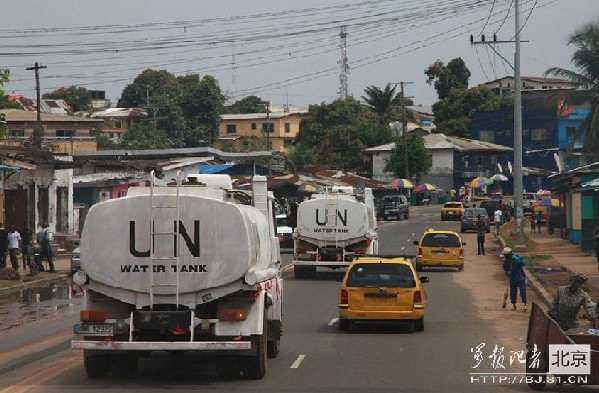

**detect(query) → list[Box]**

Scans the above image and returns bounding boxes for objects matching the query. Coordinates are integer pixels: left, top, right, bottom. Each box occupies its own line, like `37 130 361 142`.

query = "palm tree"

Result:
362 84 397 124
545 22 599 156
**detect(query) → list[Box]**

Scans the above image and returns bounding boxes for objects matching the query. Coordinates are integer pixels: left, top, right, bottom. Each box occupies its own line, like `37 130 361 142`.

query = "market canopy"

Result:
390 179 414 189
470 176 493 188
414 183 436 192
490 174 509 182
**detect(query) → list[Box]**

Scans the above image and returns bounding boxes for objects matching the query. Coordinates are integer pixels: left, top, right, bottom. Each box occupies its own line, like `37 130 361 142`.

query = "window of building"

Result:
114 120 122 129
505 129 512 137
284 123 291 133
531 128 547 141
118 190 127 198
262 123 274 132
9 129 25 137
479 130 494 142
226 124 237 134
251 123 257 130
56 130 75 137
284 139 293 148
566 126 577 139
495 130 504 137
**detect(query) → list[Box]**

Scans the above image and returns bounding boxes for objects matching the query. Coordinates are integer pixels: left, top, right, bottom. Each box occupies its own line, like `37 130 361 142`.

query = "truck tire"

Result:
84 352 111 379
215 357 240 379
241 310 267 379
404 212 409 220
111 354 138 378
267 339 280 358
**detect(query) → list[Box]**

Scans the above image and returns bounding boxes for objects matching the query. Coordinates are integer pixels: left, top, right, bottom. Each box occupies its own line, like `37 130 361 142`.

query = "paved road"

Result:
3 206 591 392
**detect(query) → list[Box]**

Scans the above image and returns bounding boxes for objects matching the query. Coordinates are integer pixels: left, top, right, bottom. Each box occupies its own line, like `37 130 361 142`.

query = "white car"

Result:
276 214 293 248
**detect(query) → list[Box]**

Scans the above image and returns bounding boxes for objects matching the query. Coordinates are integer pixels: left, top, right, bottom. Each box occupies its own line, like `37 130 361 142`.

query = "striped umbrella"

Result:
390 179 414 189
491 174 509 182
414 183 436 192
470 176 493 188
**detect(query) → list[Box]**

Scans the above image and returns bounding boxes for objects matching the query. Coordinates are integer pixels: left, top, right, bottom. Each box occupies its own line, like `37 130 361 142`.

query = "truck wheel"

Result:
241 311 267 379
267 339 280 358
404 212 409 220
215 357 240 380
339 319 350 331
84 352 111 379
111 354 138 378
414 317 424 332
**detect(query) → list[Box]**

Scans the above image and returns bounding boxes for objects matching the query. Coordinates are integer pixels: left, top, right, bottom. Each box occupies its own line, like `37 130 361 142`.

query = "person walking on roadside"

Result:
7 225 21 271
592 226 599 269
0 223 8 269
476 214 486 255
501 247 527 311
548 274 599 332
494 208 503 235
530 215 537 233
536 210 543 234
20 224 33 270
36 223 56 273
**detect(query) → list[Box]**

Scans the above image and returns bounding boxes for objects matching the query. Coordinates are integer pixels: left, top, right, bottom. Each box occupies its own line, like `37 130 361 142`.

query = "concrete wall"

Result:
370 151 393 182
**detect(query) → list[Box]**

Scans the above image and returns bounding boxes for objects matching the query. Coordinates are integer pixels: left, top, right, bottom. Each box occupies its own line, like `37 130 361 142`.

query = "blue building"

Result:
557 106 590 170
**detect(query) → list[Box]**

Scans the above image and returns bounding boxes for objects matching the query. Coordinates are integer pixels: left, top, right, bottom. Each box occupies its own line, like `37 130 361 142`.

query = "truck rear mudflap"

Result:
72 340 251 351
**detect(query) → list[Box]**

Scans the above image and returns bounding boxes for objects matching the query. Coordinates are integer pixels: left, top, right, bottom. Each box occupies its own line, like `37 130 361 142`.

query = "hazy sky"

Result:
2 0 598 108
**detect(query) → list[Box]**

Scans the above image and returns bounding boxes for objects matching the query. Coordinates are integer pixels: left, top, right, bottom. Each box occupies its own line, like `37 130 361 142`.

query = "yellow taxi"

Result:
413 229 466 271
440 202 465 221
338 256 428 333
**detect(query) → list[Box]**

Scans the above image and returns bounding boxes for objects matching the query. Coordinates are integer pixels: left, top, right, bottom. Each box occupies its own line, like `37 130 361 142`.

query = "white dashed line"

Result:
290 354 306 369
328 318 338 326
401 246 405 250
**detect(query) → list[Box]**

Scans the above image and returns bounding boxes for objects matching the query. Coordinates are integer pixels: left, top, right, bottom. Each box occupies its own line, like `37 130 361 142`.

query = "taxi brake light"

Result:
413 290 422 304
459 249 464 256
80 310 106 322
340 289 348 304
417 247 423 256
218 309 247 321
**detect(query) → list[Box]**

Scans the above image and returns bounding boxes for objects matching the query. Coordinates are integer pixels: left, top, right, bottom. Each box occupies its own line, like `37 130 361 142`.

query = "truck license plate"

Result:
75 323 113 336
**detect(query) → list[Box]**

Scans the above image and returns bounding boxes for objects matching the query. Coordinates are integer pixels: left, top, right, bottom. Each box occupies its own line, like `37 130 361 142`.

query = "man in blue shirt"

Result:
502 247 527 311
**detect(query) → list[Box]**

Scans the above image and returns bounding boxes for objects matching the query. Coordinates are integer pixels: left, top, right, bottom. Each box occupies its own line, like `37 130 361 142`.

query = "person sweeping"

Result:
501 247 527 311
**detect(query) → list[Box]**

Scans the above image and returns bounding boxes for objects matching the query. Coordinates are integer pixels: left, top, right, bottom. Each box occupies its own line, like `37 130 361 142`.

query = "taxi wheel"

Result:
339 319 350 331
414 317 424 332
458 264 464 271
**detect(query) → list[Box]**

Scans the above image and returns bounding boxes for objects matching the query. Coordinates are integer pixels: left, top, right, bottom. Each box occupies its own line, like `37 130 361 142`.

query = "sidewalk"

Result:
499 220 599 303
0 253 71 297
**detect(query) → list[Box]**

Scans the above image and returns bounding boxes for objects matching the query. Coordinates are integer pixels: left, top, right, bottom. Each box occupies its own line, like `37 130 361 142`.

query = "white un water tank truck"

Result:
293 186 378 279
71 173 283 380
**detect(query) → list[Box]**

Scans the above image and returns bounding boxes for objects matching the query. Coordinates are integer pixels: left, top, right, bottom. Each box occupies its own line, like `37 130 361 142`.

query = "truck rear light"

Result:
340 289 348 304
218 309 247 321
317 253 322 261
296 247 306 254
336 256 342 262
413 290 422 304
80 310 106 322
417 247 422 256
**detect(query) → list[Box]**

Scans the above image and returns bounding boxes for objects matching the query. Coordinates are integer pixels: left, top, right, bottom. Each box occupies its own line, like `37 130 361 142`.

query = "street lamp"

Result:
258 102 272 177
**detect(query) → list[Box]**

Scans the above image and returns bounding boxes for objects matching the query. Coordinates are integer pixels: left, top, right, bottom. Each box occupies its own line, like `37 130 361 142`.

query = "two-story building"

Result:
557 104 591 170
214 109 307 153
478 76 576 96
0 109 101 153
91 107 148 142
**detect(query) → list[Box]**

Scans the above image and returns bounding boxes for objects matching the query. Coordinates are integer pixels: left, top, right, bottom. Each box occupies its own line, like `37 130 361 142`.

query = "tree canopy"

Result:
43 86 91 112
384 133 432 180
545 22 599 155
425 58 471 99
288 98 392 173
118 69 224 148
223 95 268 114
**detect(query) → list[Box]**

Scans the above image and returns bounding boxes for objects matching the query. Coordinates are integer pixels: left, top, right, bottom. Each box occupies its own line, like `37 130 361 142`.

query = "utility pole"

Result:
391 81 413 179
338 26 349 100
266 104 271 177
144 87 159 148
25 62 47 125
470 0 526 240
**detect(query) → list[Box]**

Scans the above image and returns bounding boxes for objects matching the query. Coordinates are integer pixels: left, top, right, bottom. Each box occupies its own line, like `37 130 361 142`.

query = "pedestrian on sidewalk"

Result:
7 226 21 271
501 247 527 311
494 208 503 235
20 224 33 270
476 214 486 255
0 223 8 269
593 226 599 269
530 215 536 233
548 274 599 332
536 210 543 234
36 223 56 273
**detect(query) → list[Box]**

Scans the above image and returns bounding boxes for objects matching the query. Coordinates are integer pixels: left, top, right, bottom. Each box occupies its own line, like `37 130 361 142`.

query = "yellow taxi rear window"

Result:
421 233 460 247
444 203 462 208
346 264 415 288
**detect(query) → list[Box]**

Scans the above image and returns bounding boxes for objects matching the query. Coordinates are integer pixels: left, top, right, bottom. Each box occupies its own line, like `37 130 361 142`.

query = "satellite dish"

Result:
508 162 513 173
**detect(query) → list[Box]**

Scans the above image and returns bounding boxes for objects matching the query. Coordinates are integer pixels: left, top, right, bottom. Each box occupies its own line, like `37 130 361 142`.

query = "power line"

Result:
480 0 497 34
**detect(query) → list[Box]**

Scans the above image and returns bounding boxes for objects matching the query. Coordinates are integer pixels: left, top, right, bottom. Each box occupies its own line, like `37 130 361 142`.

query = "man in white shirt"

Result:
494 208 503 235
8 225 21 270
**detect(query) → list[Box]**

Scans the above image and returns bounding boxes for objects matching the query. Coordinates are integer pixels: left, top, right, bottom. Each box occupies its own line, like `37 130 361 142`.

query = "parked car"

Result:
440 202 464 221
413 229 466 271
338 255 428 332
460 208 490 233
380 195 409 221
276 214 293 248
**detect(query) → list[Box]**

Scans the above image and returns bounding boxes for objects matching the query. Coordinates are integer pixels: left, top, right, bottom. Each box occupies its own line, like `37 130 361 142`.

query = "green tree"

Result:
425 58 471 99
43 86 91 112
433 86 512 137
384 133 432 179
90 124 118 150
362 84 398 124
120 122 169 150
224 96 267 114
31 124 44 149
545 22 599 155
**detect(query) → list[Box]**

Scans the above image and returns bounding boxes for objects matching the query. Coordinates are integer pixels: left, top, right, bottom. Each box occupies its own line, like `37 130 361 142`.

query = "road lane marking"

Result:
0 352 79 393
290 354 306 369
328 318 338 326
401 246 405 250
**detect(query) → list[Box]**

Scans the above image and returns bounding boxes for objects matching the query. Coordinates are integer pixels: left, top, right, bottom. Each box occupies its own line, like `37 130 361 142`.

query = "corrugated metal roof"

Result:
92 108 148 118
363 134 512 153
73 171 146 184
0 109 102 123
221 110 308 121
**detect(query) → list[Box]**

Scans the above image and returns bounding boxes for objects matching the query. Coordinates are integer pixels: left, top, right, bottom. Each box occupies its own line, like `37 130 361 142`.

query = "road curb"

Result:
496 234 552 307
0 273 70 298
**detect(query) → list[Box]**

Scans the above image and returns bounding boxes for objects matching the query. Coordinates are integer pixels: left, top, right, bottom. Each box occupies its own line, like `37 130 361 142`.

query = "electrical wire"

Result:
480 0 497 34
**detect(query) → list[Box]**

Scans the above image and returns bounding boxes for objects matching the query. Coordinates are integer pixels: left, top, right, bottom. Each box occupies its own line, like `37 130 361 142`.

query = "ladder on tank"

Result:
148 170 182 309
324 189 340 249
